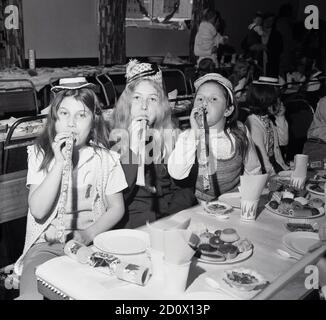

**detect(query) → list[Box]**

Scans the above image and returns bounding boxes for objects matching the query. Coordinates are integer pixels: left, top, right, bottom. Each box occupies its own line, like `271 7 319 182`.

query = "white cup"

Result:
290 176 306 190
163 260 191 294
240 199 259 222
149 249 164 280
292 154 308 178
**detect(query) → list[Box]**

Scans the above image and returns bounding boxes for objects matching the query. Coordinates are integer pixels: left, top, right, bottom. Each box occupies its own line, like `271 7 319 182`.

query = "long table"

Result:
35 201 326 300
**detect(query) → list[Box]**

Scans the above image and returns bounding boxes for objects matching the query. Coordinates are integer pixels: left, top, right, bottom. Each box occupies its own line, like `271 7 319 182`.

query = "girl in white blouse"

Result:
15 78 127 299
168 73 261 202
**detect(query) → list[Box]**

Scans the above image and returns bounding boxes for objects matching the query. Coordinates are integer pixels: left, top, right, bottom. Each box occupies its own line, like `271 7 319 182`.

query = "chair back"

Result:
108 73 126 98
0 79 38 119
162 68 188 96
2 114 47 174
284 98 314 161
95 73 117 109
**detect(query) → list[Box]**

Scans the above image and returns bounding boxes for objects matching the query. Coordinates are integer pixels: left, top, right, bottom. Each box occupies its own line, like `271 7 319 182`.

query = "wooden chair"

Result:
0 79 39 119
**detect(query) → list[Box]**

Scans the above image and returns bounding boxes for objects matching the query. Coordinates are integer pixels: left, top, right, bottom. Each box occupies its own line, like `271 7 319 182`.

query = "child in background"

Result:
228 58 251 102
194 9 228 68
112 60 197 228
15 78 127 299
245 80 289 174
248 11 264 37
168 73 261 202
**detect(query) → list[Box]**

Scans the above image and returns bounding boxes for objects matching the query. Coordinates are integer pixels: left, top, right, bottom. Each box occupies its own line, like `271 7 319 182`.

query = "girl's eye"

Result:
211 97 218 102
150 96 158 103
196 96 203 102
59 110 68 116
78 112 87 118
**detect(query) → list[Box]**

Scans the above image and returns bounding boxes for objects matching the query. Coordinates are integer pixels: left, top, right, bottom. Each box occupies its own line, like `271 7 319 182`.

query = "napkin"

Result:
239 174 268 201
146 218 191 252
163 229 196 264
146 218 195 264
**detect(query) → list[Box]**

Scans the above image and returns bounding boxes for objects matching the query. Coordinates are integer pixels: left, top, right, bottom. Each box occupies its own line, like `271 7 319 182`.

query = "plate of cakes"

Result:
265 183 325 219
306 182 325 196
193 228 253 264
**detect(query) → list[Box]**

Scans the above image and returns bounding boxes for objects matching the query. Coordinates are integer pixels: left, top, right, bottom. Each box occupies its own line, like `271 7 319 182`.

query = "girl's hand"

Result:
276 103 286 117
72 229 93 246
52 132 73 167
190 107 201 131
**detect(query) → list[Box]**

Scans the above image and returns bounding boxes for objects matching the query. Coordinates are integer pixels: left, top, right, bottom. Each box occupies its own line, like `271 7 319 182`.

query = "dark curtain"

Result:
189 0 214 64
0 0 24 68
99 0 127 66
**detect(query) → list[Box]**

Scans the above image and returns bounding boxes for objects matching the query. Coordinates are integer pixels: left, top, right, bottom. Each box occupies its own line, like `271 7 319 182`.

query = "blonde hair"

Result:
112 78 177 158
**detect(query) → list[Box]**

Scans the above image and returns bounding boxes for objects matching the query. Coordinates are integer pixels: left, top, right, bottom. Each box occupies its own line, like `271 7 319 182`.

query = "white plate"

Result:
94 229 150 255
202 201 233 217
197 248 253 265
218 192 241 208
306 183 325 196
282 232 320 255
265 202 325 219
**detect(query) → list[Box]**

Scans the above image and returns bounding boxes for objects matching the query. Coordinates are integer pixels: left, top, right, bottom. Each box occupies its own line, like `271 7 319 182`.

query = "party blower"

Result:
194 105 210 191
52 132 76 244
136 119 148 187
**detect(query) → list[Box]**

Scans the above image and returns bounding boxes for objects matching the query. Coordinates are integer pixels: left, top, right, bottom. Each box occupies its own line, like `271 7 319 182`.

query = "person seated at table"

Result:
168 73 261 202
245 80 289 174
111 60 197 229
194 9 228 68
307 96 326 142
15 77 128 300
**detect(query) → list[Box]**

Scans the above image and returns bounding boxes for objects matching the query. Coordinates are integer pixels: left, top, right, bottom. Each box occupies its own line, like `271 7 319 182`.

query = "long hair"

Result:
35 88 111 171
196 80 249 159
112 78 177 157
247 84 278 116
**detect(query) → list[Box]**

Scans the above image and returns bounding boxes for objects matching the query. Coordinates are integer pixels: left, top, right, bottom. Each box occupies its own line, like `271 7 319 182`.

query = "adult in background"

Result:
262 13 283 77
275 3 295 77
194 9 228 69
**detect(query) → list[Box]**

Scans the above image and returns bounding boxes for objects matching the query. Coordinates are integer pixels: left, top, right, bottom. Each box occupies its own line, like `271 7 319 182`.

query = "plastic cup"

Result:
163 260 191 294
292 154 308 177
240 199 259 222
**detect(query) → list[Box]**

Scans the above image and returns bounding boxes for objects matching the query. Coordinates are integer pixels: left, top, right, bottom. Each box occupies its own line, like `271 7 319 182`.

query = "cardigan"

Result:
245 114 289 174
14 147 124 276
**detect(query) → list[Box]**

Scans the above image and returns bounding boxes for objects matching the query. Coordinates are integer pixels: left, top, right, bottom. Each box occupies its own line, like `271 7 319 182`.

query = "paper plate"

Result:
218 192 241 208
278 170 292 178
94 229 150 255
197 248 253 265
282 232 320 255
306 183 325 196
201 201 233 219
